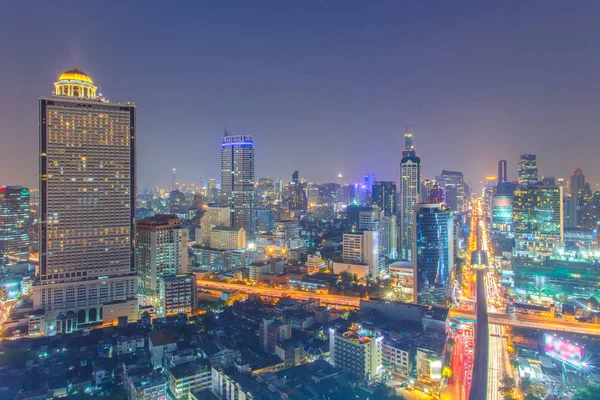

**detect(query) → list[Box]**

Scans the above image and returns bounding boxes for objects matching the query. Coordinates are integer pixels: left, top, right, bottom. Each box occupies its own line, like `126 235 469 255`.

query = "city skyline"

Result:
2 2 600 189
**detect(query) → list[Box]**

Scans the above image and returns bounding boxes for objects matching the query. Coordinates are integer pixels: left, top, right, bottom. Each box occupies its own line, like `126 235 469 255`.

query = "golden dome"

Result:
58 68 94 86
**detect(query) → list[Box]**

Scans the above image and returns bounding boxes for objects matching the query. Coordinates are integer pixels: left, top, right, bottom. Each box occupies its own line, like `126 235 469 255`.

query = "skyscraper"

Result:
0 186 30 267
372 181 396 216
220 133 255 235
438 170 465 212
171 168 177 191
412 203 454 306
570 168 586 200
497 160 507 183
513 184 563 257
400 132 420 261
34 69 137 333
518 154 538 187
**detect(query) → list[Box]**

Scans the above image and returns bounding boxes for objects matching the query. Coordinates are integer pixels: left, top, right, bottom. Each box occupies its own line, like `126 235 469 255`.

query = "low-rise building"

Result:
116 334 145 356
158 274 197 317
168 360 212 400
328 324 383 382
382 337 412 377
210 226 246 250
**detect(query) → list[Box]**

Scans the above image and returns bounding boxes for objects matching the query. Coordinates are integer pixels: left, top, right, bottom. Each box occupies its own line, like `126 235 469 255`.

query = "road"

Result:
196 279 362 307
196 280 600 335
469 269 489 400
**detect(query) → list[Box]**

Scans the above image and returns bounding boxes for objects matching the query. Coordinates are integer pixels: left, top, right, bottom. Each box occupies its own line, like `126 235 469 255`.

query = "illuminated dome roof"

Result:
58 68 94 86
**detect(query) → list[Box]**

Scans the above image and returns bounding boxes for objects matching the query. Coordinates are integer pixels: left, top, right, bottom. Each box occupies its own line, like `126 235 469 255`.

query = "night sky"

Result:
1 1 600 191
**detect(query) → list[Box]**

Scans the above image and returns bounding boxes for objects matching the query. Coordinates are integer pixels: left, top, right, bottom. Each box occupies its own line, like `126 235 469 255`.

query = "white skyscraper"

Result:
399 132 421 261
34 69 137 333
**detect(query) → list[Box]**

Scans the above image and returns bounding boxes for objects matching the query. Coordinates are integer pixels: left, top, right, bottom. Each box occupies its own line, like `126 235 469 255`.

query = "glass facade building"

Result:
372 181 396 216
518 154 538 187
0 186 30 267
491 195 513 236
513 184 563 257
412 203 454 306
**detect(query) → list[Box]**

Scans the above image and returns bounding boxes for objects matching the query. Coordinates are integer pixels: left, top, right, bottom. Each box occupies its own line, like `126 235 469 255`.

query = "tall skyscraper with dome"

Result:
33 69 138 334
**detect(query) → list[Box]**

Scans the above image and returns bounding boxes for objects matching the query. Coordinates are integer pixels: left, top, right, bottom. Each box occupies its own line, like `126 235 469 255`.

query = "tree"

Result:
499 373 516 394
574 383 600 400
520 376 532 391
524 395 542 400
340 271 353 284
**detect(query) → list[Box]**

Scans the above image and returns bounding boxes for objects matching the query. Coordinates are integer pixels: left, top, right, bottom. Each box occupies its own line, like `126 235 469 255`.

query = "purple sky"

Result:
1 1 600 191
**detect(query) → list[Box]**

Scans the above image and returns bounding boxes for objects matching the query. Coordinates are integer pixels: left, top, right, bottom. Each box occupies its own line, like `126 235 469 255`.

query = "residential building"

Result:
168 360 212 400
200 206 230 247
261 318 292 353
342 230 379 276
158 274 197 317
328 325 383 383
379 214 398 259
210 226 246 250
136 215 188 296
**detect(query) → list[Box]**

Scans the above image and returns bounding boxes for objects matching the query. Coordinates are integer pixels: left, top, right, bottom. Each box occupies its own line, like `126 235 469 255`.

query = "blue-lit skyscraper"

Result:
0 186 30 268
221 133 255 235
412 203 454 306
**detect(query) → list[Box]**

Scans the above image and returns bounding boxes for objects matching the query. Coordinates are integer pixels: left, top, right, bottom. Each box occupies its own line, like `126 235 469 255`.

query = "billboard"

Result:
544 334 583 368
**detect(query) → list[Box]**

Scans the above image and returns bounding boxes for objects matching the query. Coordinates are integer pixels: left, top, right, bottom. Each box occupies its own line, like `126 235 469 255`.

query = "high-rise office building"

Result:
438 170 465 213
220 133 255 235
400 132 421 261
570 168 586 200
34 69 137 333
498 160 507 183
513 184 563 257
372 181 396 216
200 206 231 247
136 215 189 296
0 186 30 268
518 154 538 187
413 203 454 306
